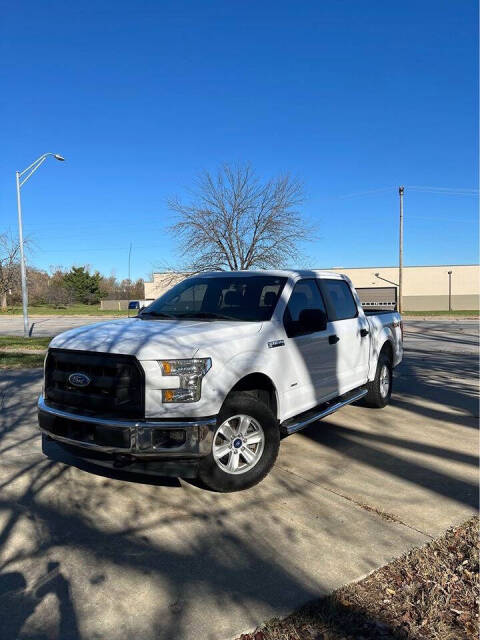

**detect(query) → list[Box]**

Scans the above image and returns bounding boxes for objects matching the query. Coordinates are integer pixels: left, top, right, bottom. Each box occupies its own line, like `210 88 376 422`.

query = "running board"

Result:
281 388 368 436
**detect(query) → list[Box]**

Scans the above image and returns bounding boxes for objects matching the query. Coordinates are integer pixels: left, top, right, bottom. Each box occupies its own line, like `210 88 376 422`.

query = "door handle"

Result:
360 328 369 337
328 334 340 345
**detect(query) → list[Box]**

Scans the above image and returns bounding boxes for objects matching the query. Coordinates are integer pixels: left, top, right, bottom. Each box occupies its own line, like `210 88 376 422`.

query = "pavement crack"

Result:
277 465 434 540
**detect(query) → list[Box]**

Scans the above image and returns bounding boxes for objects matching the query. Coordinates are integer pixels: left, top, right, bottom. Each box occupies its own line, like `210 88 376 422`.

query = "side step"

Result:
281 388 368 436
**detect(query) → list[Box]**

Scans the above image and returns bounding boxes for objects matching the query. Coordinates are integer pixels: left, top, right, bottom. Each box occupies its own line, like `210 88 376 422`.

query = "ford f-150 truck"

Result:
38 270 403 492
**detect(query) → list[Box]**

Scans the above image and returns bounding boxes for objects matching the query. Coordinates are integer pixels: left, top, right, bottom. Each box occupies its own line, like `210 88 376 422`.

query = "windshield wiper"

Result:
138 311 175 319
175 311 239 321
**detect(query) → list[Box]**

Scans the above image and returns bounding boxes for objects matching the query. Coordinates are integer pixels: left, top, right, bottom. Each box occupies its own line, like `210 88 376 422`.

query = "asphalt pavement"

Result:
0 320 477 640
0 315 116 337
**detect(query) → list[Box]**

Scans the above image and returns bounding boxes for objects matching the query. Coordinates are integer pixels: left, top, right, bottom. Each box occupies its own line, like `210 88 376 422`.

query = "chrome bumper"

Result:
38 395 216 457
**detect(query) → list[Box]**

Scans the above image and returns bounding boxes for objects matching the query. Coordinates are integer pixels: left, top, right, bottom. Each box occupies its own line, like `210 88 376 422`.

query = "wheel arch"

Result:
379 339 394 363
223 372 279 420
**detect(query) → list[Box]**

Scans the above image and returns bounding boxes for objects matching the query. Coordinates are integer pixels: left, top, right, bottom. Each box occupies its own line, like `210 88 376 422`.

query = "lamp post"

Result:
448 270 453 312
374 272 399 287
375 273 400 311
16 153 65 337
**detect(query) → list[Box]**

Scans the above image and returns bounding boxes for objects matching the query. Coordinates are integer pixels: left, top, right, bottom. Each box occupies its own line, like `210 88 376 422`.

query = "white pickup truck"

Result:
38 270 403 492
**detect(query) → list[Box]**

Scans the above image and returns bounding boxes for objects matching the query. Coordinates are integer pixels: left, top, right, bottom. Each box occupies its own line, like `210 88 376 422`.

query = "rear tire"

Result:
198 392 280 492
363 352 392 408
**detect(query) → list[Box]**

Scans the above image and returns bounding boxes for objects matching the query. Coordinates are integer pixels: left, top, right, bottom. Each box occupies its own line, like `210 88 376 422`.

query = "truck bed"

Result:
364 309 397 315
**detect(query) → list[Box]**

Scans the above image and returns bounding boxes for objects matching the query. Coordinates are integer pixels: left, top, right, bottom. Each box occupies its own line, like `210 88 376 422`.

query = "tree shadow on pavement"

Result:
0 320 477 639
394 347 478 425
300 419 478 509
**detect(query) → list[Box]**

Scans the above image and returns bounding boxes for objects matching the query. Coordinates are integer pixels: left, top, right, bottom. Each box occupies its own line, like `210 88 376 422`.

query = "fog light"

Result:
152 429 186 449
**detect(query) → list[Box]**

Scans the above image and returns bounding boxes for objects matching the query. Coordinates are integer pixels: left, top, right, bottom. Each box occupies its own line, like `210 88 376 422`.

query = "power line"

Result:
406 185 479 195
338 187 394 199
336 185 478 199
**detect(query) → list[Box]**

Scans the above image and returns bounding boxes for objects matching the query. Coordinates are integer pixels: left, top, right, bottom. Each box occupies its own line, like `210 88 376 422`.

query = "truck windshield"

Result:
139 275 287 322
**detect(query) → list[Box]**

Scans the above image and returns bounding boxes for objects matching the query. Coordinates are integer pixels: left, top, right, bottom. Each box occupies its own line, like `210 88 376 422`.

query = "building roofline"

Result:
325 264 479 269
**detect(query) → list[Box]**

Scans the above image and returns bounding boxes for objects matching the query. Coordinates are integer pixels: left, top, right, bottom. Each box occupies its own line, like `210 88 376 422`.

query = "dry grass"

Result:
237 516 478 640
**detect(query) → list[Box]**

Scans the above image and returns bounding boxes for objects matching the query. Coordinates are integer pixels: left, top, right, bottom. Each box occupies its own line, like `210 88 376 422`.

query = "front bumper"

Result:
38 395 216 458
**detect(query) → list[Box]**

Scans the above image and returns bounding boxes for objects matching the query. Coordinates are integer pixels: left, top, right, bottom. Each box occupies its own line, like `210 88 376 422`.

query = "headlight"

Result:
159 358 212 403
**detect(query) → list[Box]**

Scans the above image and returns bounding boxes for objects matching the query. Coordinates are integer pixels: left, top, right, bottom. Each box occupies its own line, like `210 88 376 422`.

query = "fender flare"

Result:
213 352 281 418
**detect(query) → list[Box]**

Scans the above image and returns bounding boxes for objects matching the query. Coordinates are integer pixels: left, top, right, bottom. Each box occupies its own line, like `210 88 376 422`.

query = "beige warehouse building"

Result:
144 264 479 311
328 264 479 311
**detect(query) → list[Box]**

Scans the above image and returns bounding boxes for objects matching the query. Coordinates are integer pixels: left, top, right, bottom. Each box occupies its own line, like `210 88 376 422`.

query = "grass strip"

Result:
0 336 52 350
3 304 129 316
0 336 51 368
0 352 46 368
237 516 478 640
403 310 478 317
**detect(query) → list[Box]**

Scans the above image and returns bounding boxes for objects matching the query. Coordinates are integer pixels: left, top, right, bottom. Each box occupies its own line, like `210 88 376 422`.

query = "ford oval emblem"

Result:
68 372 91 387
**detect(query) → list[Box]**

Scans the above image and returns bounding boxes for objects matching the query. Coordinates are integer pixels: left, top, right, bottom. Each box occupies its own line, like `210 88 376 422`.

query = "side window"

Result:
284 279 327 337
321 279 358 320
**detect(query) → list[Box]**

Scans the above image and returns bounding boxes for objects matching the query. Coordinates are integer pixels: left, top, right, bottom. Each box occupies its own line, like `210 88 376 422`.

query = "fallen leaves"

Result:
235 516 478 640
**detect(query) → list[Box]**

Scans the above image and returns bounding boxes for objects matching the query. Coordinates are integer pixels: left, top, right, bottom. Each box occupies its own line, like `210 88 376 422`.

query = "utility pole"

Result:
448 270 453 311
398 186 404 313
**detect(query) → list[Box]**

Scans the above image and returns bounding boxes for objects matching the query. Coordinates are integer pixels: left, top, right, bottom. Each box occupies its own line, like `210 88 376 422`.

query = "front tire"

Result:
363 352 392 408
198 393 280 492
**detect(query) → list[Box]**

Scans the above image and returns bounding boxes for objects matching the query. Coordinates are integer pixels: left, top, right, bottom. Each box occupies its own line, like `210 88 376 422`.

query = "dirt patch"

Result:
237 516 478 640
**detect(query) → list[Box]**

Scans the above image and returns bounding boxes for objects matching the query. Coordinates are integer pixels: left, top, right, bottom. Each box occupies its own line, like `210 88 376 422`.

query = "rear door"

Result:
318 278 370 393
282 279 338 412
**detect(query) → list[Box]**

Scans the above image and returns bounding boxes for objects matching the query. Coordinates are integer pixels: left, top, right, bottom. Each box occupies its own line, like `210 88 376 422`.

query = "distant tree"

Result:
121 278 145 299
27 266 50 305
0 233 21 310
168 164 309 272
45 283 73 308
99 275 145 300
63 266 102 304
44 268 73 308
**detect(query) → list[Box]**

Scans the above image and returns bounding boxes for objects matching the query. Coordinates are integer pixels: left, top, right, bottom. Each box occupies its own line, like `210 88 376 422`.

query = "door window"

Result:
321 279 358 320
284 280 327 337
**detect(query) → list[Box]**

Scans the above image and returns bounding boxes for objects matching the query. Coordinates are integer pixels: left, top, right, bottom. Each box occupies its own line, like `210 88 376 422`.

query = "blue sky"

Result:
1 0 478 281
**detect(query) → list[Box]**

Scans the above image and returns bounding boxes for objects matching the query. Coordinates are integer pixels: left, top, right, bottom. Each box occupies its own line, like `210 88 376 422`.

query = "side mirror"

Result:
298 308 328 333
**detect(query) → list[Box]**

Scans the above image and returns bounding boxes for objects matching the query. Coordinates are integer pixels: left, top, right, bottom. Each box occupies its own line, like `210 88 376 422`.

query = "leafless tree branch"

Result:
0 234 21 310
168 164 311 272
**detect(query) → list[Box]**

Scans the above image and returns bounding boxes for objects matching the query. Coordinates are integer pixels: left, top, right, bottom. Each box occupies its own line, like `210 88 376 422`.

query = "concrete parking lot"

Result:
0 321 477 640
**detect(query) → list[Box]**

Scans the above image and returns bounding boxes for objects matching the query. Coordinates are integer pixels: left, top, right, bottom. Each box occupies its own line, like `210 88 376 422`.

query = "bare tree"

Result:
168 164 310 272
0 234 21 310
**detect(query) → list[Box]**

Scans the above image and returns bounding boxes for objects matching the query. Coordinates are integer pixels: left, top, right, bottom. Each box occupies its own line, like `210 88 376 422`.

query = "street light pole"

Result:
15 171 29 338
448 270 453 312
127 242 132 318
16 153 65 337
398 186 404 313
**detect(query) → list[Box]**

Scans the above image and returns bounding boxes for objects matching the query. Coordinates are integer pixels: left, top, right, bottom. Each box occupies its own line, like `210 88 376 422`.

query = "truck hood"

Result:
49 317 264 360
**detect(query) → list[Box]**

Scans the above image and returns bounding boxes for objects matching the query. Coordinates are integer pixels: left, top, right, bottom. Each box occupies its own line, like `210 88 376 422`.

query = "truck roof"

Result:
195 269 346 280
